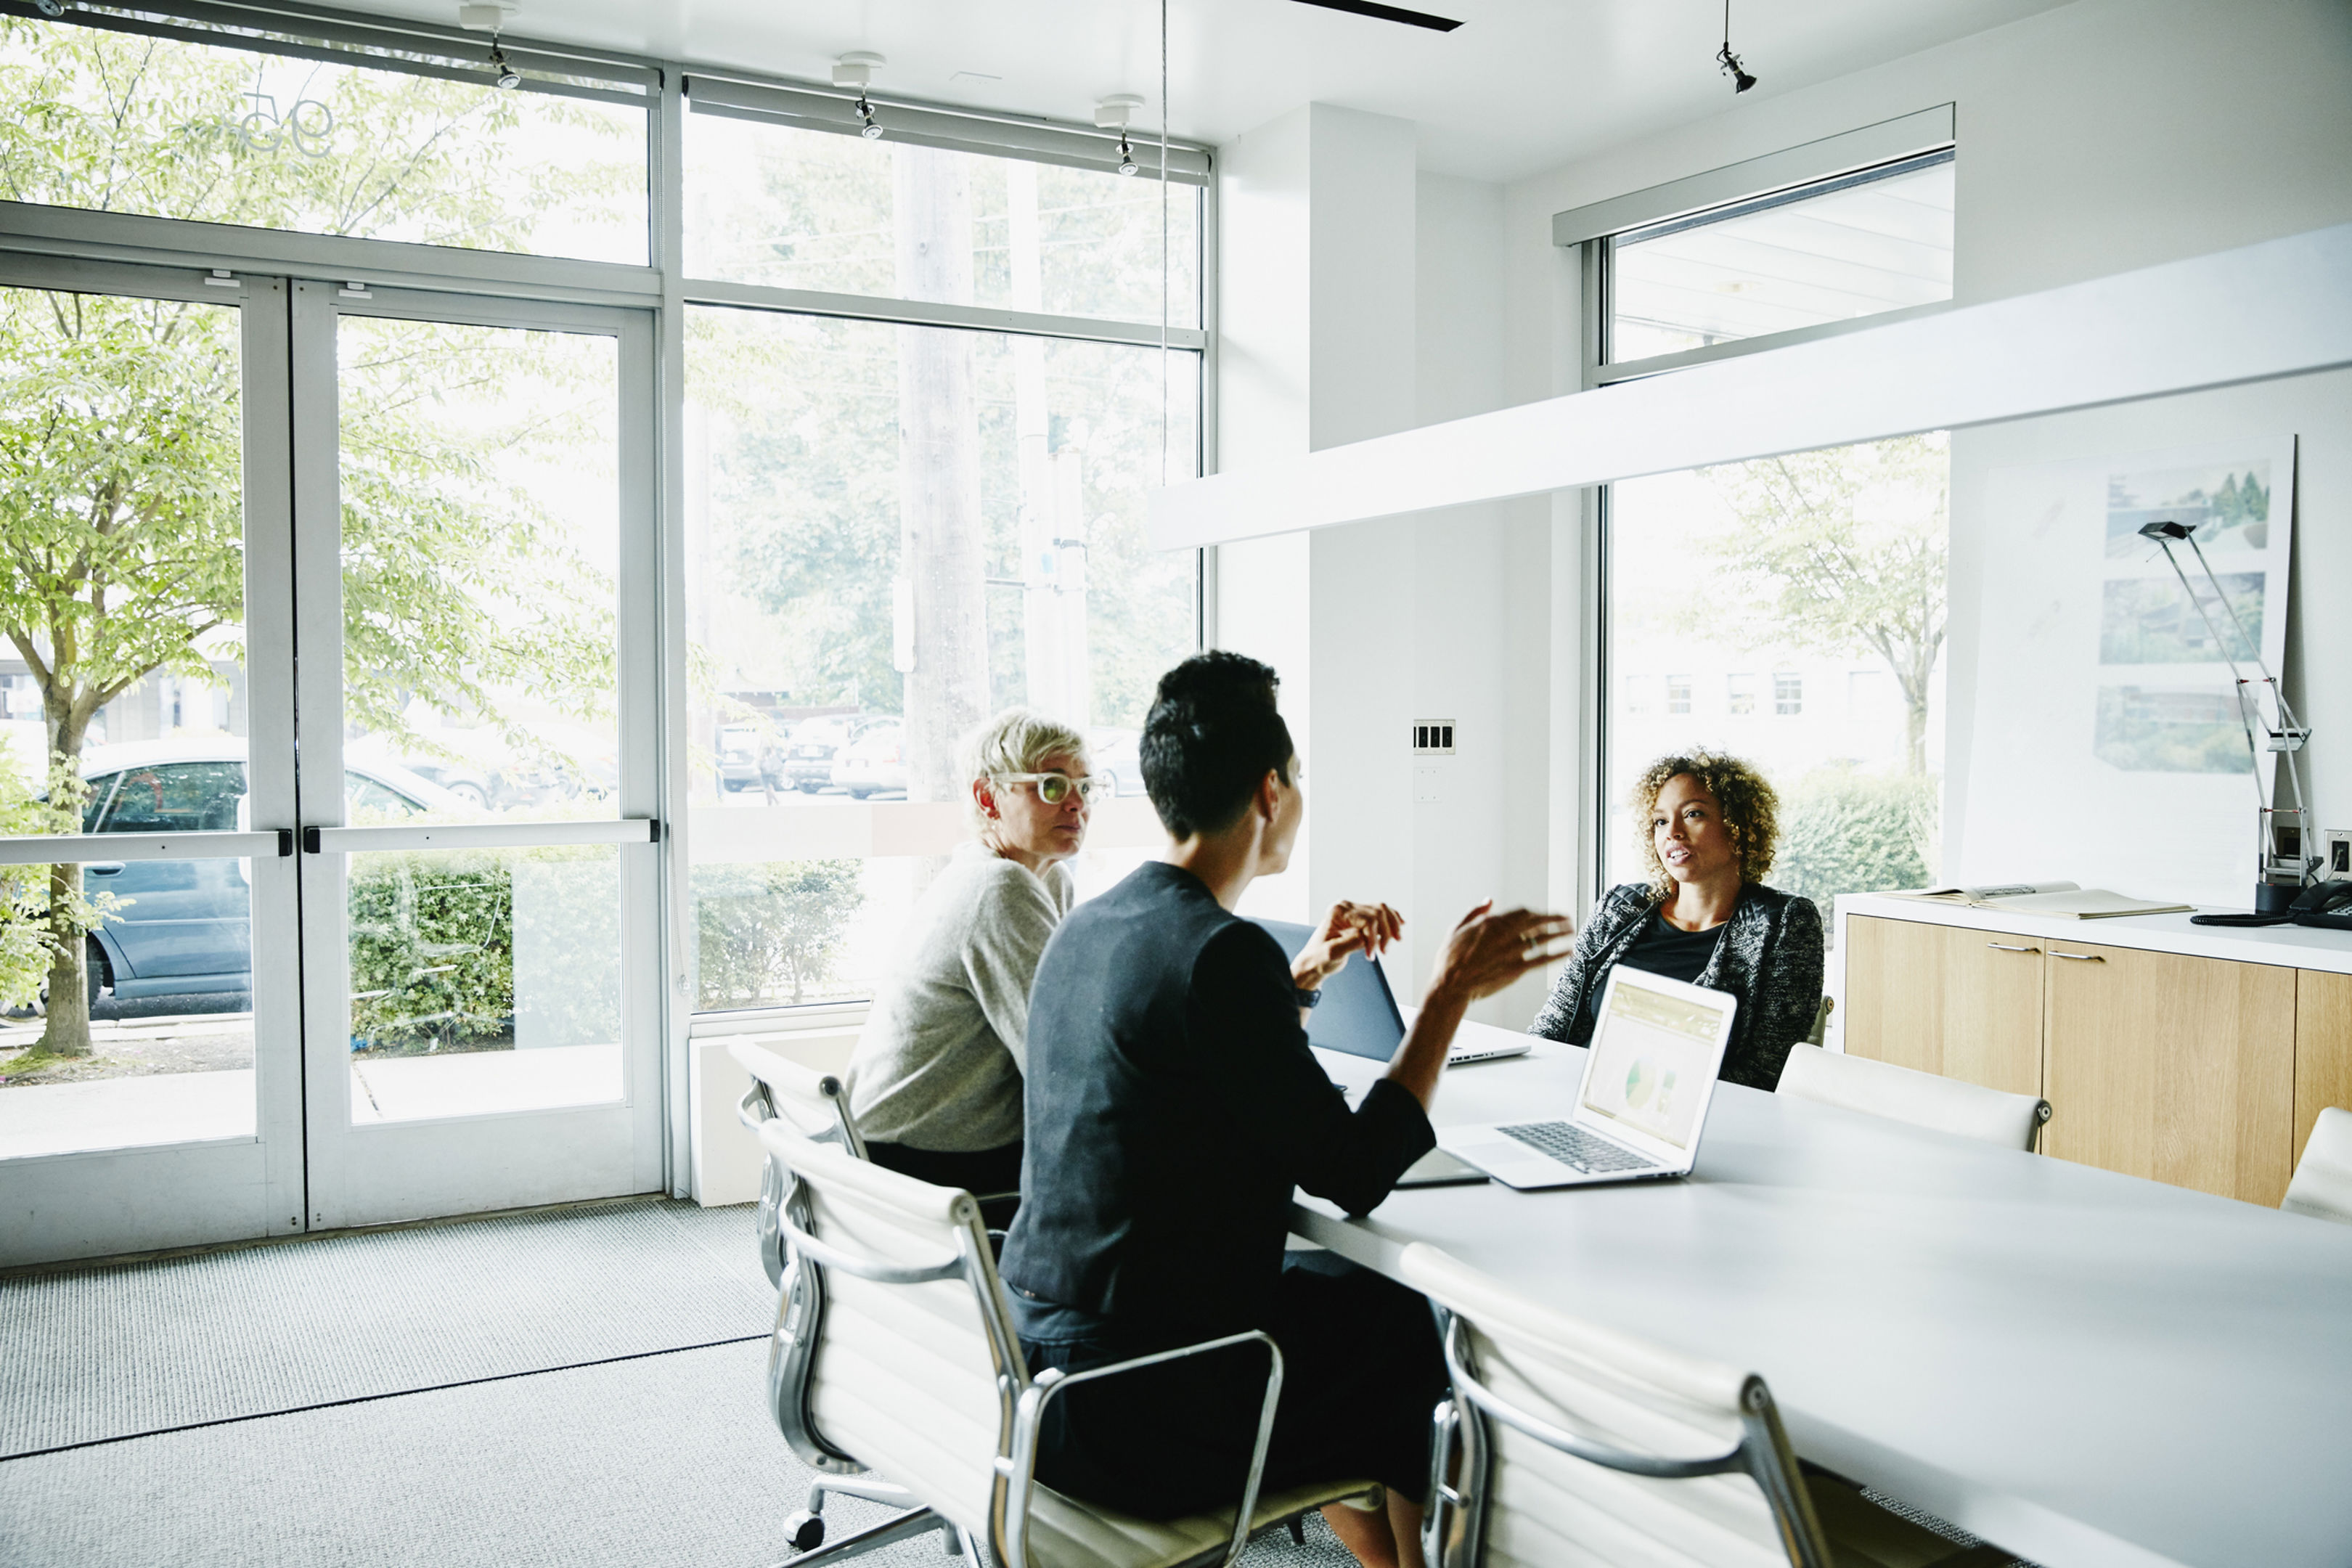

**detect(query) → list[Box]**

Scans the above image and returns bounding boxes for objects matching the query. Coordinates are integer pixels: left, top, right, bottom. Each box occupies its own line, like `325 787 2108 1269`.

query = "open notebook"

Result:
1892 881 2192 919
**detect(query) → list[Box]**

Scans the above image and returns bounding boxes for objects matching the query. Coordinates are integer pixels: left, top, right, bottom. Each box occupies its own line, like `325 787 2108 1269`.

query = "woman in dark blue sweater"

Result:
1532 749 1825 1091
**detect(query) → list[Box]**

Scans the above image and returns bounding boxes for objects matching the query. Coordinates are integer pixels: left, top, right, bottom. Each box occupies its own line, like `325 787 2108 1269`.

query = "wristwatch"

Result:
1293 985 1323 1010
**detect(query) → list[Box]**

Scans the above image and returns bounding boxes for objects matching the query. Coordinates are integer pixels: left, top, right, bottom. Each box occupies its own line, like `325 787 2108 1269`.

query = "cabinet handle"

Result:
1985 942 2038 952
2050 950 2104 963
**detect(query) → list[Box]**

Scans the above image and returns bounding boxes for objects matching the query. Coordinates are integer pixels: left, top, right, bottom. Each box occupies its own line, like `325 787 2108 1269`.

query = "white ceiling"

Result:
369 0 2077 183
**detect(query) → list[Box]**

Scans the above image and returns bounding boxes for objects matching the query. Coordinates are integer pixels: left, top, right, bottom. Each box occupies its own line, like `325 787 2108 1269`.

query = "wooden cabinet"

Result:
2298 970 2352 1168
2039 940 2295 1206
1842 910 2346 1208
1844 916 2043 1097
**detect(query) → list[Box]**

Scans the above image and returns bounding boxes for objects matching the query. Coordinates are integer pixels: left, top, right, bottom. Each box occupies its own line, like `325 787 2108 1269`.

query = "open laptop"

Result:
1250 918 1530 1066
1436 965 1738 1189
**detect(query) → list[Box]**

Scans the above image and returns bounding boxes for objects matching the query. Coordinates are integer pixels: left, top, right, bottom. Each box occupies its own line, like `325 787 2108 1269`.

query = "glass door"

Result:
0 258 305 1265
290 282 662 1230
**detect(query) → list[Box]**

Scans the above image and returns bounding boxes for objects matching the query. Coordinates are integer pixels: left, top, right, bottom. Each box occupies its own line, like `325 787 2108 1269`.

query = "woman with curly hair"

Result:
1529 750 1824 1090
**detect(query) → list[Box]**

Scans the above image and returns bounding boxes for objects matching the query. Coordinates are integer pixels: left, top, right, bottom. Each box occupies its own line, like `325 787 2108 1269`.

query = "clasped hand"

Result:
1291 899 1406 991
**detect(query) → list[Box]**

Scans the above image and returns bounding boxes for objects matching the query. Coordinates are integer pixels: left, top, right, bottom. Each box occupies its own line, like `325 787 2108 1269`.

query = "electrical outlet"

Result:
2325 828 2352 881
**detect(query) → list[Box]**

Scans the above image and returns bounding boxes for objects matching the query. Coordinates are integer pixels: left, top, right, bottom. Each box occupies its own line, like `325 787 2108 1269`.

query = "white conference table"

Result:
1295 1020 2352 1568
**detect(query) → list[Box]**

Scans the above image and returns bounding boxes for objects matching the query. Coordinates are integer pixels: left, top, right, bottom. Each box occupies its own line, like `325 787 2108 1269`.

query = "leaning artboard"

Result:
1962 435 2298 910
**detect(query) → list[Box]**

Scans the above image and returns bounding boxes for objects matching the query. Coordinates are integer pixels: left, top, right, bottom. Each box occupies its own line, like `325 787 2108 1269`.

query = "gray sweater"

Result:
846 841 1076 1152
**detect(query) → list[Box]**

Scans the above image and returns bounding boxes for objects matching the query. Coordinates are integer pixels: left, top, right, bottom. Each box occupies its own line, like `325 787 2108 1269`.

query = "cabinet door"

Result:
1843 915 2043 1096
2042 941 2295 1204
2297 970 2352 1168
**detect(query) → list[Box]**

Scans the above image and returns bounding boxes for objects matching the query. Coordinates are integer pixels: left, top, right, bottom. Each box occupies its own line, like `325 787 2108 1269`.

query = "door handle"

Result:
1985 942 2037 952
2050 950 2105 963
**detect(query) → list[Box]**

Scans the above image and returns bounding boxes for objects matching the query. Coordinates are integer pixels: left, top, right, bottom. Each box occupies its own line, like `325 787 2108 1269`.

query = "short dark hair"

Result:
1140 651 1295 839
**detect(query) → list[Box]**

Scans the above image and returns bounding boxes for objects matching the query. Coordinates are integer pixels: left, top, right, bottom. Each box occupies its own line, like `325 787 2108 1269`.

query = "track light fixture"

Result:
1716 0 1757 92
1095 94 1146 178
487 38 522 90
834 53 887 139
32 0 67 16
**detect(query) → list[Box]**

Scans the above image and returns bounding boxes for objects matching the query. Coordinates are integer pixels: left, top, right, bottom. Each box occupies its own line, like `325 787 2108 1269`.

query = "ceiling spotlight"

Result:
834 53 886 138
32 0 66 15
1717 0 1758 92
487 39 522 90
1095 94 1146 176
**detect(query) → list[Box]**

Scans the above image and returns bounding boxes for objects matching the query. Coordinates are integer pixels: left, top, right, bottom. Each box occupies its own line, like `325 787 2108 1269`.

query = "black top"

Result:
1574 909 1726 1037
1000 862 1434 1343
1531 882 1826 1091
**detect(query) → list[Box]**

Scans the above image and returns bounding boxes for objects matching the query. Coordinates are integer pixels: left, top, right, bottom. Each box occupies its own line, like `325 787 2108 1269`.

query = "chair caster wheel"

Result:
785 1511 825 1552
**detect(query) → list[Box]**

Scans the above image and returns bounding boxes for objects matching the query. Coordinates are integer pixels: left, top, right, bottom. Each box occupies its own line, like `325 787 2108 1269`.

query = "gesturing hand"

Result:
1426 901 1577 1006
1291 899 1406 991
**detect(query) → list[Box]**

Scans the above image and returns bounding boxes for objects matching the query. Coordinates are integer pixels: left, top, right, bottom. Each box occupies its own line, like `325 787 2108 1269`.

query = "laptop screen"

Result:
1575 969 1736 1151
1249 918 1406 1061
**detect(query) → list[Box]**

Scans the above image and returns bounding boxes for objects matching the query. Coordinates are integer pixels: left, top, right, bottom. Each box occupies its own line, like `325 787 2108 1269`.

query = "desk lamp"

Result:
2137 520 2315 912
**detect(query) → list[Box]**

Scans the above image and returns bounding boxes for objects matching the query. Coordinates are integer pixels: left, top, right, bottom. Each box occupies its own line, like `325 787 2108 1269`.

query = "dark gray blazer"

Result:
1529 882 1825 1091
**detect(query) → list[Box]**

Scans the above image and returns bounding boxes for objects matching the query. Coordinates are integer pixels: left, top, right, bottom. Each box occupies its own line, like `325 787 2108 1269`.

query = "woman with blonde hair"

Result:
846 708 1098 1204
1530 749 1824 1090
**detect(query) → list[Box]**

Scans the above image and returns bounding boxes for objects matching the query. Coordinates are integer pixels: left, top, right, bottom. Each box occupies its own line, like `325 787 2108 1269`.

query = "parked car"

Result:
830 718 907 799
777 715 868 793
1087 727 1148 797
54 739 462 1003
715 724 768 793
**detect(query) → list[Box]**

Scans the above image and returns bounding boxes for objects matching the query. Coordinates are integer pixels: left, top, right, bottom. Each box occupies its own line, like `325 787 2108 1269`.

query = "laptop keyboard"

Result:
1499 1121 1655 1174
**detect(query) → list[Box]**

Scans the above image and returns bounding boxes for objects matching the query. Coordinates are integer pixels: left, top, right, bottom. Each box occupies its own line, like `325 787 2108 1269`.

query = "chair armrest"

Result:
997 1329 1285 1568
737 1081 773 1133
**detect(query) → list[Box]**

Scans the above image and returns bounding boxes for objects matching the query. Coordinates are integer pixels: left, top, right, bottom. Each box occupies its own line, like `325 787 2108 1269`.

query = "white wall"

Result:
1489 0 2352 905
1212 0 2352 1029
1214 111 1556 1021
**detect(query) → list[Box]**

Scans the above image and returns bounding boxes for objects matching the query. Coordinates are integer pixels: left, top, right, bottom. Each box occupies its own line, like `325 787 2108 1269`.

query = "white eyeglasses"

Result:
996 772 1103 804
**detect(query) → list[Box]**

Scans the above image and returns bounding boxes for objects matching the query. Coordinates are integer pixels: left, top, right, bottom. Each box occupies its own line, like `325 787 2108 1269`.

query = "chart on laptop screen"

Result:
1580 981 1724 1149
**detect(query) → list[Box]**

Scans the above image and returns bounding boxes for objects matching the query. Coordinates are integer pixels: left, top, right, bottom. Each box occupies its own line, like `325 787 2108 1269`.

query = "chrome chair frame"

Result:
1422 1310 1831 1568
759 1117 1327 1568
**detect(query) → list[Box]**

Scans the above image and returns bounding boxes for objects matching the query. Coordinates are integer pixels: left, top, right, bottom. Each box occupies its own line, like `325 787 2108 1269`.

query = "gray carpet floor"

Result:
0 1198 775 1456
0 1201 1365 1568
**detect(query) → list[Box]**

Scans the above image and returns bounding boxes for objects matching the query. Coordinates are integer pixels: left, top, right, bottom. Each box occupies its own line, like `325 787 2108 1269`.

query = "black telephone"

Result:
2290 879 2352 931
2192 879 2352 928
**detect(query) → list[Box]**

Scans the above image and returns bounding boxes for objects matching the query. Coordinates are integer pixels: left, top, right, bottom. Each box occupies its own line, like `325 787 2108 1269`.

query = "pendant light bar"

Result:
1149 221 2352 550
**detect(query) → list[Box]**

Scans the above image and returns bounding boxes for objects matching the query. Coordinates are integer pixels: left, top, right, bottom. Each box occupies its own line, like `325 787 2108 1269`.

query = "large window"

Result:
685 115 1200 327
1602 436 1948 932
1592 142 1955 931
0 15 649 263
680 131 1204 1014
1606 150 1953 364
0 1 1210 1228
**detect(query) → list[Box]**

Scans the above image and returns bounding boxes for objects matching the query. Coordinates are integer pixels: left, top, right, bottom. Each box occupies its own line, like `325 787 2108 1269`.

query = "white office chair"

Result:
1402 1243 2014 1568
2282 1106 2352 1225
1776 1044 2052 1152
749 1114 1381 1567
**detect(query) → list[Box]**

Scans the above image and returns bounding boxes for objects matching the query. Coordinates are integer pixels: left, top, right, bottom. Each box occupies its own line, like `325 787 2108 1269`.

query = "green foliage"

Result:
1699 434 1948 773
0 752 118 1010
694 860 865 1009
348 850 515 1050
346 846 620 1053
0 18 637 257
0 286 245 754
1773 765 1940 929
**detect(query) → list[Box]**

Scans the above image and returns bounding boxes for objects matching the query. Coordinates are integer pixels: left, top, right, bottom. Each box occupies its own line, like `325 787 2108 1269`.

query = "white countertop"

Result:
1834 890 2352 975
1298 1018 2352 1568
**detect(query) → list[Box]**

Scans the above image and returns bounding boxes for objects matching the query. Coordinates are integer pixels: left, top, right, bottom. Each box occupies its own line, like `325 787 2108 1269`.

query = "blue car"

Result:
68 740 458 1003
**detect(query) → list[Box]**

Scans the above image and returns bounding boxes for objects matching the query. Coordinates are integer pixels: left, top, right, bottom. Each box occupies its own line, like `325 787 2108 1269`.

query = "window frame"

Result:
0 1 1215 1193
1577 128 1953 907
